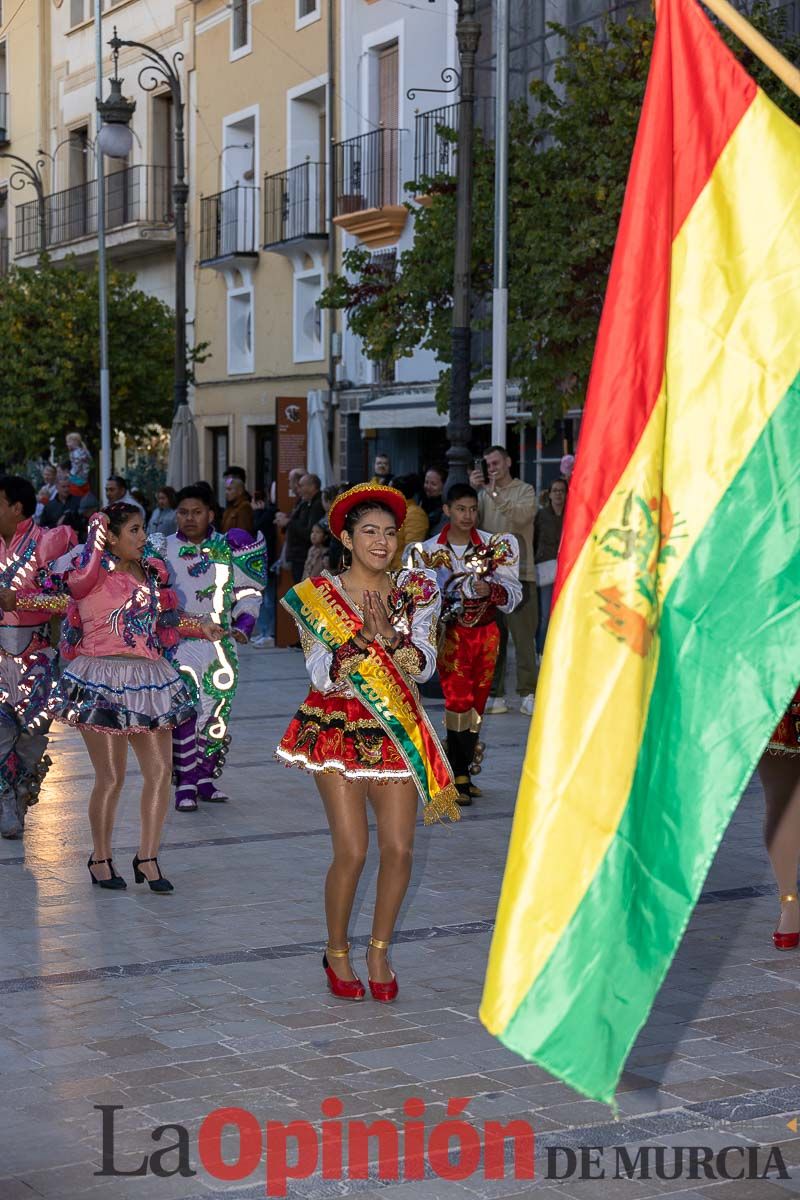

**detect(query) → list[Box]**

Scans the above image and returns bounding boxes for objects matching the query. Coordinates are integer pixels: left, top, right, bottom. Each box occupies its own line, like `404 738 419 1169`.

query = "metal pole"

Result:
95 4 112 492
35 175 46 258
491 0 509 448
445 0 481 490
172 82 188 415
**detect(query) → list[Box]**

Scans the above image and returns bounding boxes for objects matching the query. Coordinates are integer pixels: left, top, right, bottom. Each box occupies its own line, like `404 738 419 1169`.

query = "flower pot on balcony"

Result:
337 193 368 216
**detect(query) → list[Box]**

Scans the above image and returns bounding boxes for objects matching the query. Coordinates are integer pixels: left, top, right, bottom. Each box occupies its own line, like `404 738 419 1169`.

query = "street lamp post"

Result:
0 154 47 257
108 28 188 417
428 0 482 489
96 32 136 495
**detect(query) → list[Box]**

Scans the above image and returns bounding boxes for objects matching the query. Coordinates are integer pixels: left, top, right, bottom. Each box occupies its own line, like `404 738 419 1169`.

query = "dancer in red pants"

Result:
410 483 521 804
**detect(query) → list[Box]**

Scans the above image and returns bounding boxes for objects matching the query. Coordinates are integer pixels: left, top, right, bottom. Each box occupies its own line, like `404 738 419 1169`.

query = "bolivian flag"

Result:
480 0 800 1102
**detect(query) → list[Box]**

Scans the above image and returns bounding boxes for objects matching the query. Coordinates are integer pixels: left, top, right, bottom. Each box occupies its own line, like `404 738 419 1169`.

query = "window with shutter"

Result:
232 0 249 54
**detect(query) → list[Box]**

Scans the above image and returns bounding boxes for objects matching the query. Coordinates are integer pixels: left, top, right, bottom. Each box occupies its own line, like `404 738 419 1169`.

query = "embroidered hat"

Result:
328 483 407 540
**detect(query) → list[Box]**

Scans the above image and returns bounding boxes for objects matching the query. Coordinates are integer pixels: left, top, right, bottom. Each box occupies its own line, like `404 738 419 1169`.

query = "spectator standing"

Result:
65 433 92 499
389 475 429 570
34 487 51 525
221 474 254 534
147 487 178 539
371 453 392 485
105 476 144 516
420 467 446 536
302 522 331 579
79 493 99 523
534 476 568 656
321 484 345 572
470 446 538 716
224 465 247 487
42 464 58 499
40 472 78 528
276 473 324 583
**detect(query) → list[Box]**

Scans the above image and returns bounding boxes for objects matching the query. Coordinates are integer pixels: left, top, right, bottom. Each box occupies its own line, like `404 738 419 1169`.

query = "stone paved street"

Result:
1 646 799 1199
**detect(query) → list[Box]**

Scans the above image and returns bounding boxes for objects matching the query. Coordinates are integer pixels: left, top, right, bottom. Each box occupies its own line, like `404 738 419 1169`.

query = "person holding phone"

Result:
469 446 538 716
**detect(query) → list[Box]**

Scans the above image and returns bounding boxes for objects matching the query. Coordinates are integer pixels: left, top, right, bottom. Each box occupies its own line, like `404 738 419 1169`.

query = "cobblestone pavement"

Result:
1 647 799 1200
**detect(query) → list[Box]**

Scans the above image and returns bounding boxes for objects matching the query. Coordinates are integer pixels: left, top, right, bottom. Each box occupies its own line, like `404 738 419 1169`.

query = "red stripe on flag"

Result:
555 0 755 601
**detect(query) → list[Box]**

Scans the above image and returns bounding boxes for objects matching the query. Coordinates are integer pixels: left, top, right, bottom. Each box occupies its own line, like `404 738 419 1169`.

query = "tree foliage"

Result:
321 3 800 422
0 257 178 468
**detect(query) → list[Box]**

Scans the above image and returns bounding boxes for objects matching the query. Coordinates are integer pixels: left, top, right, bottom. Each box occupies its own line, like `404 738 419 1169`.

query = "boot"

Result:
197 743 229 803
173 717 200 811
0 785 23 839
446 729 473 806
15 727 51 811
465 730 484 799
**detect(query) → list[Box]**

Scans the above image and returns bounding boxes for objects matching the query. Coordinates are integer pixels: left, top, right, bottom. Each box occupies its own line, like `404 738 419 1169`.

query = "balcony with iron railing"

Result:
14 165 173 260
263 162 327 256
199 184 259 266
332 127 408 249
0 237 10 276
0 94 8 146
413 99 495 199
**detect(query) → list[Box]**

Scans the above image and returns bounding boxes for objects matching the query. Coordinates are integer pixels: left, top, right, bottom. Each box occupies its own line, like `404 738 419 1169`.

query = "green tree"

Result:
321 3 800 423
0 256 176 468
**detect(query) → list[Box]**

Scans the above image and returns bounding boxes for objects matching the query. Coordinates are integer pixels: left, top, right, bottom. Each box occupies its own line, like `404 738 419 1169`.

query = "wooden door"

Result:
377 43 399 205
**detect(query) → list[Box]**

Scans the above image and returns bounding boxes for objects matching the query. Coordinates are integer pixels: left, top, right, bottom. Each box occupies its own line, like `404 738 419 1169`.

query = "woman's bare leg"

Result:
130 729 174 881
758 753 800 934
81 729 128 880
367 778 418 983
316 772 370 981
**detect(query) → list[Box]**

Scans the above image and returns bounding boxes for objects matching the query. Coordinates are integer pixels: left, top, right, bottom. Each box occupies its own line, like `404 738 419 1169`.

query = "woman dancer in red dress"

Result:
276 484 459 1002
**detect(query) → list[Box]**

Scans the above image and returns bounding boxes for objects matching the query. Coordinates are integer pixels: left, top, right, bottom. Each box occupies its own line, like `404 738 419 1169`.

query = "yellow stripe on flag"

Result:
481 90 800 1035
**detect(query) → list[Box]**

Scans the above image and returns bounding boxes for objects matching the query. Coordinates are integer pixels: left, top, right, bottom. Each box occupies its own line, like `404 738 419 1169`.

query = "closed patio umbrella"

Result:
307 390 334 488
166 403 199 491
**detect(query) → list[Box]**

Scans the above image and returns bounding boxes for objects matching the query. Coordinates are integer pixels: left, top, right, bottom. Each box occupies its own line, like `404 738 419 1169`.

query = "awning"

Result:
358 386 521 431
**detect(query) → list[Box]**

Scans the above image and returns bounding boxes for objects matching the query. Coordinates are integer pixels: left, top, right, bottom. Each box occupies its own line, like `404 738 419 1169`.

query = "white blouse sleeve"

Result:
394 568 441 684
298 628 339 694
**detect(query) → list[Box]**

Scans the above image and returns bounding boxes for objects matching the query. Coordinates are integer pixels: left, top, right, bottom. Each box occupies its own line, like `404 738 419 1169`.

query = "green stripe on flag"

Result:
499 374 800 1102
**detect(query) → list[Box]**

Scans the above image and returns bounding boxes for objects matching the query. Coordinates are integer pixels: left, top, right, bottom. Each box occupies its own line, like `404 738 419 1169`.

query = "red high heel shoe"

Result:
367 937 399 1003
773 892 800 951
323 943 366 1000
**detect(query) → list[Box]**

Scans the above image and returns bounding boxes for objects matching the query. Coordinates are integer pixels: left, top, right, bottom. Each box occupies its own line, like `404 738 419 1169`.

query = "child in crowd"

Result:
66 433 92 499
302 522 331 580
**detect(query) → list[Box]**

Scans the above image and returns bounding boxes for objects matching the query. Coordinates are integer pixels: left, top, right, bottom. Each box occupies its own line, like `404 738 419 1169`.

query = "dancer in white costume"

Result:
163 486 266 810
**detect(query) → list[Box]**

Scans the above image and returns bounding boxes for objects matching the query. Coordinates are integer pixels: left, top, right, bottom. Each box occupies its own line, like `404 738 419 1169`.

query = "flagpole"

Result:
701 0 800 99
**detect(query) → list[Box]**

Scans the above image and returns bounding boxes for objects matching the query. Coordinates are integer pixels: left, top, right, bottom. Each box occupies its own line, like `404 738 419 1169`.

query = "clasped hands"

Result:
354 591 400 651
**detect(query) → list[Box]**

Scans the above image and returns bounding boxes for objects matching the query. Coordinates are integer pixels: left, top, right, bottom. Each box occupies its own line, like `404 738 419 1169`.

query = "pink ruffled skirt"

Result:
50 654 195 735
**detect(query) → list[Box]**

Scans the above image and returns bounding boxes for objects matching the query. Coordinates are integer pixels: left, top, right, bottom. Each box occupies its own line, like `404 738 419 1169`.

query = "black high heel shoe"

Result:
88 855 127 890
132 855 174 893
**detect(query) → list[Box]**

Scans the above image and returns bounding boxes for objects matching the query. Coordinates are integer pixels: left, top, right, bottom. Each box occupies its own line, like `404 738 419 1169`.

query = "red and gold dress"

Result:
277 569 441 781
768 686 800 755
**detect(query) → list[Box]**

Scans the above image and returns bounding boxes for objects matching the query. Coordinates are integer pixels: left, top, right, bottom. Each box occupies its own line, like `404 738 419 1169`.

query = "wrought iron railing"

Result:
0 237 10 276
14 165 172 255
414 103 459 183
199 184 259 263
333 128 403 218
263 162 326 247
0 94 8 145
413 100 495 185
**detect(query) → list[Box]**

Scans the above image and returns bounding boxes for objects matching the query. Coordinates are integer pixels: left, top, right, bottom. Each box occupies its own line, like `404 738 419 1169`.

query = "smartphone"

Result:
474 457 489 484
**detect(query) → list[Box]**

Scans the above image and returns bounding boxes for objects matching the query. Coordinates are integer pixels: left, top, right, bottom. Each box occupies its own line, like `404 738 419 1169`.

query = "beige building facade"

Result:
192 0 332 499
0 0 49 276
